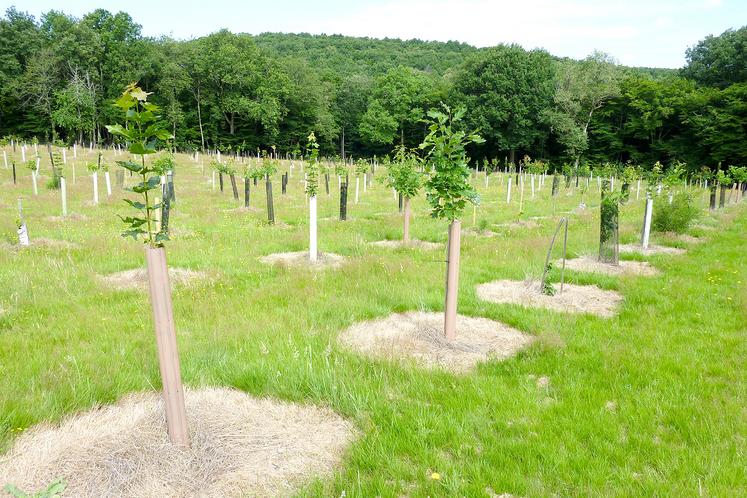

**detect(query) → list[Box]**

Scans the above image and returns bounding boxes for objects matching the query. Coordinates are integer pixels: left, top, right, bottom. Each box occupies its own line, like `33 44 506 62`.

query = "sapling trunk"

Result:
244 177 250 207
444 220 462 341
325 173 330 195
219 172 224 192
403 197 411 244
398 192 403 212
12 162 16 184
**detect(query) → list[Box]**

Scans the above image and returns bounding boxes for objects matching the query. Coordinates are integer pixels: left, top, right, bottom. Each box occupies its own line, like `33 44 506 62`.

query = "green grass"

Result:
0 150 745 497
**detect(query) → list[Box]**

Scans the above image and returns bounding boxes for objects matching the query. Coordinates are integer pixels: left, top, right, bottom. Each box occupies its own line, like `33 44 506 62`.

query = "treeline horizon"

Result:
0 7 745 172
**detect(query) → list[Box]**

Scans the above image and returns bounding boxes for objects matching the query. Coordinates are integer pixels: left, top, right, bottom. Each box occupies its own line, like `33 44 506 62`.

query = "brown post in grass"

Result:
403 197 411 244
444 220 461 340
145 246 190 448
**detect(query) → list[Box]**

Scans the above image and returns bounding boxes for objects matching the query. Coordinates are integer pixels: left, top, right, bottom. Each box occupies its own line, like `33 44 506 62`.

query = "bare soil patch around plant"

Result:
476 279 622 317
560 256 659 276
0 387 355 498
259 251 345 269
338 311 533 374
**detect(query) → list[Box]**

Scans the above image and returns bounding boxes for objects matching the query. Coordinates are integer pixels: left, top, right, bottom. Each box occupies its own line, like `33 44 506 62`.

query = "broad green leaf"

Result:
105 124 132 140
116 160 142 173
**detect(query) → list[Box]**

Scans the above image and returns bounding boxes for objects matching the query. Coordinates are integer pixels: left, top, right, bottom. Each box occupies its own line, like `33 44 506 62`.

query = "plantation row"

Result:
1 86 745 496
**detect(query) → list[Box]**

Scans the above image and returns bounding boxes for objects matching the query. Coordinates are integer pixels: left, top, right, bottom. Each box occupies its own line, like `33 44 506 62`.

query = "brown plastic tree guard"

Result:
444 220 462 340
145 247 190 447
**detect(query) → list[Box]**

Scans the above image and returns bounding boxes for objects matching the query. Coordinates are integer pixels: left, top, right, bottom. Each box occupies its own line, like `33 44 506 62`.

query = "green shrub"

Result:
653 191 699 233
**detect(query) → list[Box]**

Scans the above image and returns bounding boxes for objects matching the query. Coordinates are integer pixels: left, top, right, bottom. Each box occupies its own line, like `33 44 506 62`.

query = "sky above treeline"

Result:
12 0 745 68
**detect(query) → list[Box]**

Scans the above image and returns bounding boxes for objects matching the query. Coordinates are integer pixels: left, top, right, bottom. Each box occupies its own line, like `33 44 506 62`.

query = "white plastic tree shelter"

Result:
61 177 67 217
17 198 29 246
506 177 512 204
92 172 99 205
105 171 112 196
641 194 653 249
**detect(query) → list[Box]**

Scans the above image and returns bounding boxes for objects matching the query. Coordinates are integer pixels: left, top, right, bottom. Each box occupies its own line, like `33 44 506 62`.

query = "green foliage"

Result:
355 158 369 177
260 159 278 178
152 152 176 175
541 262 556 296
4 478 66 498
106 83 173 247
728 165 747 184
599 178 620 249
652 191 700 233
682 27 747 88
716 169 732 187
419 104 484 221
451 44 554 157
385 145 423 200
305 132 320 197
211 159 235 175
645 161 664 195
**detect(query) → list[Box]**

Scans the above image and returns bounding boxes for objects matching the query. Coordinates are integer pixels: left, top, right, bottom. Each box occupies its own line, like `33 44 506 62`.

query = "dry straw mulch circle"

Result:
476 279 623 318
560 256 660 276
259 251 345 269
618 244 686 256
339 311 533 374
369 239 442 250
99 268 208 291
0 388 356 498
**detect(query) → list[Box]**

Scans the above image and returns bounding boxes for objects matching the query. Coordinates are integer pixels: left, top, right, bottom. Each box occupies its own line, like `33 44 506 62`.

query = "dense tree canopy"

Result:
0 7 744 172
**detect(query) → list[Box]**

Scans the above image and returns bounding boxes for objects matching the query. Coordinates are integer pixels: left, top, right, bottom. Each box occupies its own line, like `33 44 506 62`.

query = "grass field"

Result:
1 149 745 497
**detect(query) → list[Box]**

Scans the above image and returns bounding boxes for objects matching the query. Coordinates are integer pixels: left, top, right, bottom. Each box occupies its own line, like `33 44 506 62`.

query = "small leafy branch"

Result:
4 478 66 498
541 262 556 296
305 132 320 197
260 158 278 179
419 104 484 221
152 152 175 176
386 145 422 199
645 161 664 195
105 83 173 248
355 158 369 177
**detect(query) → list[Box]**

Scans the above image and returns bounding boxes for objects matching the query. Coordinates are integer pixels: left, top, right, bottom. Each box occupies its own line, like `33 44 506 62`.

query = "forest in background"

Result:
0 7 745 172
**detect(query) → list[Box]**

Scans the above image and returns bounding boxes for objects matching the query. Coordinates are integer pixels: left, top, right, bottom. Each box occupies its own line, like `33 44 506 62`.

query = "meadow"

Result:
0 147 745 497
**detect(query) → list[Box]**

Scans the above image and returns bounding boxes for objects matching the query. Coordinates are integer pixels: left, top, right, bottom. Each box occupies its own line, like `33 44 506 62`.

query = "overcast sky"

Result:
10 0 745 68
